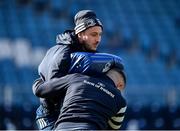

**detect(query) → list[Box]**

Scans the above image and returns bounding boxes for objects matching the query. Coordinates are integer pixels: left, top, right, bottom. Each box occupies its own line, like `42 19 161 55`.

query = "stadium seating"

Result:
0 0 179 129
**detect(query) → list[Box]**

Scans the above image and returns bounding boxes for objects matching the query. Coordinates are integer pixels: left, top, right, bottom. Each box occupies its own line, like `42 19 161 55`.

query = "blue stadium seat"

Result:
0 0 180 130
0 59 19 87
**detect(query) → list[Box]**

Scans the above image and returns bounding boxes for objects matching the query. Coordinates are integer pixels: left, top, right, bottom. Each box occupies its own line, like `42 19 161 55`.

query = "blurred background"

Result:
0 0 180 130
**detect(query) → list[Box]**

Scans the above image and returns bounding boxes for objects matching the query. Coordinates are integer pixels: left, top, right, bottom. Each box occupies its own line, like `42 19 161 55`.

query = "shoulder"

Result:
67 73 90 82
48 44 71 52
45 45 71 57
70 73 90 79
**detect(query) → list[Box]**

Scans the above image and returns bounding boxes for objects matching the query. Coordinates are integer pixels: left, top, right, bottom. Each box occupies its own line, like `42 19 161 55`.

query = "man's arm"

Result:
38 45 71 81
69 52 124 75
32 75 72 98
108 106 127 130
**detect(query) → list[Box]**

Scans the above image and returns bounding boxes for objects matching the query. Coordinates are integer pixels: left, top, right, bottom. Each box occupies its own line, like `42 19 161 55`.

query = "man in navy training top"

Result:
33 66 127 130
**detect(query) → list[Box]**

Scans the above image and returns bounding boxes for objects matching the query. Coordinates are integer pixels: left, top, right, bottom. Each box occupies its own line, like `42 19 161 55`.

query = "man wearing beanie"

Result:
56 9 103 52
33 10 126 130
74 10 103 35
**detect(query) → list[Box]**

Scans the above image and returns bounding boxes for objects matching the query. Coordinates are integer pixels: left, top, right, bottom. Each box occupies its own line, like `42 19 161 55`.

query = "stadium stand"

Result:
0 0 180 129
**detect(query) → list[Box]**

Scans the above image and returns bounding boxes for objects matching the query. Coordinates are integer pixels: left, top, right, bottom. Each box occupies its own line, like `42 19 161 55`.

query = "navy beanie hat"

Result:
74 10 103 34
